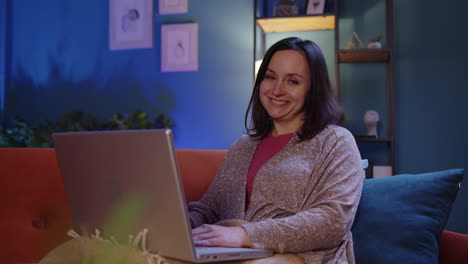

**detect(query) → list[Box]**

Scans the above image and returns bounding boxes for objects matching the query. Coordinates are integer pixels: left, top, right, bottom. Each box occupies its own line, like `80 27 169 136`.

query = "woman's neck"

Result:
271 120 303 136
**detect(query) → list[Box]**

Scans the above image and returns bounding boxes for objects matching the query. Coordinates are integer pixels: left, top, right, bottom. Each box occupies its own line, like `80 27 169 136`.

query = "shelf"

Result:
256 15 335 33
338 49 391 63
355 136 393 143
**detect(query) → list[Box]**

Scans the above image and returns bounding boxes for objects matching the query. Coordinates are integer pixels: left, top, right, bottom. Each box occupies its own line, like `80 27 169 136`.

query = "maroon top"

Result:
245 132 294 210
191 132 294 228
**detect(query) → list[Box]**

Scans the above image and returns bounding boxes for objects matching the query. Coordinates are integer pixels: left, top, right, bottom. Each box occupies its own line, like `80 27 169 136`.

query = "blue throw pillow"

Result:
351 169 464 264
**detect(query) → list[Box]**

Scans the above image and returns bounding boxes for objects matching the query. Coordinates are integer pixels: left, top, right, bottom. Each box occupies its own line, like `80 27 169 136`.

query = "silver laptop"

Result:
53 129 272 263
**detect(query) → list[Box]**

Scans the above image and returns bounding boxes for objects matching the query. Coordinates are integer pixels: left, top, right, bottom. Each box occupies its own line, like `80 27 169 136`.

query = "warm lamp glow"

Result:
255 59 263 77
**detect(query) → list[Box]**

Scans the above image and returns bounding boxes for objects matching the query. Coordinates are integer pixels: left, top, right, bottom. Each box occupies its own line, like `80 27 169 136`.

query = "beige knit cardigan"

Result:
189 125 363 264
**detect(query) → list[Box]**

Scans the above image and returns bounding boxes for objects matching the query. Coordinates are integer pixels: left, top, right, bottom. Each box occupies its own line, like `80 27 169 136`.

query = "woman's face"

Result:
260 49 311 130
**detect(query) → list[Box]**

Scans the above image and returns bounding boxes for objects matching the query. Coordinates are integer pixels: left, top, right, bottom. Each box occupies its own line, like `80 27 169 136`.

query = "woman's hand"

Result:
192 224 253 248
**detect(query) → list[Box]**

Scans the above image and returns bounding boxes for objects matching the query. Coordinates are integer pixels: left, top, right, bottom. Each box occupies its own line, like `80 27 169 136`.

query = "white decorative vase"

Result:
363 110 380 137
367 42 382 49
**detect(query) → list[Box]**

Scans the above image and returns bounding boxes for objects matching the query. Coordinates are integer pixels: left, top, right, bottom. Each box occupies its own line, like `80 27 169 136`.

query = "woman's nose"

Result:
272 81 285 96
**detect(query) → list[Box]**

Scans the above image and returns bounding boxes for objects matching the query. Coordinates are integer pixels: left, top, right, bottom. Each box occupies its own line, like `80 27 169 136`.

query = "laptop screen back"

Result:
53 129 197 262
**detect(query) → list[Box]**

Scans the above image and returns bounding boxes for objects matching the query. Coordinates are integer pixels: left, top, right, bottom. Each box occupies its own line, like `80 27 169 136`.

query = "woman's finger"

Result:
193 237 221 247
193 232 217 241
192 224 214 236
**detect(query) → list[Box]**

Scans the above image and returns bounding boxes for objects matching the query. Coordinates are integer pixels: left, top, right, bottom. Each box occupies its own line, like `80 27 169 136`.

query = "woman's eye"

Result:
265 75 275 80
288 79 299 85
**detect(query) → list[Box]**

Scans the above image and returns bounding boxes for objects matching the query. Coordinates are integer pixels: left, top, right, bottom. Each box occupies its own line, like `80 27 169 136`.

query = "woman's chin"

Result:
269 114 288 122
266 108 290 120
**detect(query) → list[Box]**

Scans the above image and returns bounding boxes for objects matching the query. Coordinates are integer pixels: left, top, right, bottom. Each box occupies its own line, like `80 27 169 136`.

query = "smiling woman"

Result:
188 37 363 264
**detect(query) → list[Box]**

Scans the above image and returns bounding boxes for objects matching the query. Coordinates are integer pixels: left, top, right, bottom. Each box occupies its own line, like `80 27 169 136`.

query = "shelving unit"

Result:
254 0 396 174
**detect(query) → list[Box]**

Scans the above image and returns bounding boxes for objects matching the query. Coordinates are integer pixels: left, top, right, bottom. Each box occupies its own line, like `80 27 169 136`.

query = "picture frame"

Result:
161 23 198 72
306 0 325 15
109 0 153 50
159 0 188 15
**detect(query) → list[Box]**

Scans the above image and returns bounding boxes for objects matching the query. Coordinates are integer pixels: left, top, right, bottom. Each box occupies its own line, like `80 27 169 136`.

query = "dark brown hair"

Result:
244 37 344 141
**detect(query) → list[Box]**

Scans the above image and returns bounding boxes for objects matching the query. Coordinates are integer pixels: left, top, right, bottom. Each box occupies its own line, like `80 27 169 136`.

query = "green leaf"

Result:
0 109 174 147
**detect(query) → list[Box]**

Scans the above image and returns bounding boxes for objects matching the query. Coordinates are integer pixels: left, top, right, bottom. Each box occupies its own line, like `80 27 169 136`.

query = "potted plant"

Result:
0 109 174 148
367 34 383 49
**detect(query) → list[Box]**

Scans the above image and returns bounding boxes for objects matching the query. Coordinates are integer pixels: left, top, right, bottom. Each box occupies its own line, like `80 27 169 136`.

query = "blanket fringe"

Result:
67 228 166 264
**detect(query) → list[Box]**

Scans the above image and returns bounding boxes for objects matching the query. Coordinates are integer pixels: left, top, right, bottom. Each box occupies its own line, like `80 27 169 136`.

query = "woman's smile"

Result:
269 97 288 105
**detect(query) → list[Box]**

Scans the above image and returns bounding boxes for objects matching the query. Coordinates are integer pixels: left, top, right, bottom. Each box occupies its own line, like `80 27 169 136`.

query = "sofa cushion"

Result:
351 169 464 264
0 148 73 264
176 149 227 203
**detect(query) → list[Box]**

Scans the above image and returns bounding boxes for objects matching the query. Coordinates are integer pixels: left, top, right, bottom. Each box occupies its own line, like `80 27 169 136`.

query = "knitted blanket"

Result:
39 220 303 264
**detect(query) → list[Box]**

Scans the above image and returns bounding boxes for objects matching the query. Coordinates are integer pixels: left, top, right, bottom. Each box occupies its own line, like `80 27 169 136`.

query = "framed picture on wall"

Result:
161 23 198 72
109 0 153 50
159 0 188 14
306 0 326 15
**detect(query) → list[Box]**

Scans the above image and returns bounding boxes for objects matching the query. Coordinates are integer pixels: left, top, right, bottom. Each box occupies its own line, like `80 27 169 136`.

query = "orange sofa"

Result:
0 148 467 264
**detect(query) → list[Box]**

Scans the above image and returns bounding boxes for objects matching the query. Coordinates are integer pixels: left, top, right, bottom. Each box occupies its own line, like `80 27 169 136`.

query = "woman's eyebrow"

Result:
266 69 305 79
287 73 305 79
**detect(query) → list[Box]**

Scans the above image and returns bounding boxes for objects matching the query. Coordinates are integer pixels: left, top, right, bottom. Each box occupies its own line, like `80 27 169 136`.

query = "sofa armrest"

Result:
439 230 468 264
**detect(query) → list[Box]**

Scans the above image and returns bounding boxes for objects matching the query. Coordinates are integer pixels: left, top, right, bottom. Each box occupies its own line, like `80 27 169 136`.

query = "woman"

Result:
189 37 363 263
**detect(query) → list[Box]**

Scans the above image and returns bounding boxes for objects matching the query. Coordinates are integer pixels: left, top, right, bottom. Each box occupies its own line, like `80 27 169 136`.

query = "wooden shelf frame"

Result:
355 136 393 143
338 49 391 63
335 0 395 173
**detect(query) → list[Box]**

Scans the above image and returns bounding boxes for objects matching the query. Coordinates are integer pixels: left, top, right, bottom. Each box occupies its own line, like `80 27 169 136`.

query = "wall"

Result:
3 0 467 233
0 0 6 117
394 0 468 233
4 0 254 149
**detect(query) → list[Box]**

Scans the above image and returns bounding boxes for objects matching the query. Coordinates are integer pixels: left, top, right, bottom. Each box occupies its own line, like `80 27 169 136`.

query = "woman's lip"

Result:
269 97 288 105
